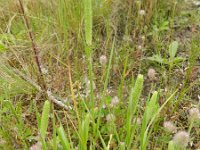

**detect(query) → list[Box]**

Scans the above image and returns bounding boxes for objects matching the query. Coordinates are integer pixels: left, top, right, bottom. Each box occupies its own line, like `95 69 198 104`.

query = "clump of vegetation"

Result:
0 0 199 149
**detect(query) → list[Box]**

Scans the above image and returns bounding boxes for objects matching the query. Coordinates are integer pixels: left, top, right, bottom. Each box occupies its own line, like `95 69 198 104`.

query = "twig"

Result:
13 68 72 110
47 90 72 110
17 0 71 110
17 0 46 89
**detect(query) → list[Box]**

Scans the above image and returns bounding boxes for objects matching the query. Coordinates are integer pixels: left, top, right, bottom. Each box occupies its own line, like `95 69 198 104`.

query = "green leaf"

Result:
145 91 159 123
172 57 185 64
0 41 6 52
79 114 90 150
169 41 178 59
57 125 71 150
168 141 175 150
84 0 92 45
125 74 144 146
140 91 159 149
40 100 51 139
159 21 169 31
147 55 168 64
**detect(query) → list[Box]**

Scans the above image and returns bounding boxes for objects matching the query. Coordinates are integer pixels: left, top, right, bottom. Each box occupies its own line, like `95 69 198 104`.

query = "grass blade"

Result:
84 0 92 46
40 100 51 138
57 125 71 150
79 114 90 150
125 74 144 147
140 91 158 150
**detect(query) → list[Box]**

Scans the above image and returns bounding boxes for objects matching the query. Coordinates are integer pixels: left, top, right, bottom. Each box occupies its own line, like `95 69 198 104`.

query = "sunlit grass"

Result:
0 0 199 149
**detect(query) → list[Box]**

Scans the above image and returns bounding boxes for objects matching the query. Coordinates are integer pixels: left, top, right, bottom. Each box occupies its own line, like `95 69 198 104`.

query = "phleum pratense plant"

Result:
84 0 92 46
125 74 144 148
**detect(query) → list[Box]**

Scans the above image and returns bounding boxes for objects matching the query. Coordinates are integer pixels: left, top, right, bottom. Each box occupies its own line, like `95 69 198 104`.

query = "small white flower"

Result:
106 114 115 122
40 65 48 75
193 1 200 6
110 96 120 107
29 142 42 150
189 108 200 120
163 121 177 133
99 55 107 66
141 35 145 41
138 10 145 16
84 77 96 95
86 80 96 89
173 131 189 148
138 45 143 50
123 35 132 42
102 104 106 109
147 68 156 80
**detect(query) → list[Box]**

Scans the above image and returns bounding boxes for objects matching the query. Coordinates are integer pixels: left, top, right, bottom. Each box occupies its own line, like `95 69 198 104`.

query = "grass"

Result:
0 0 200 149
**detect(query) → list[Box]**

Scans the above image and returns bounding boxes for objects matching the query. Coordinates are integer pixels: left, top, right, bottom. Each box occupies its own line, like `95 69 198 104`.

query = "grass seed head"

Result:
106 114 116 122
110 96 120 107
99 55 107 66
147 68 156 80
29 142 42 150
173 131 189 148
189 108 200 120
163 121 177 133
139 10 146 16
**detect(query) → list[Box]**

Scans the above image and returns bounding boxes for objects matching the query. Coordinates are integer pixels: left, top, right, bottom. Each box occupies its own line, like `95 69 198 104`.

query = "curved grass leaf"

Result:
79 114 90 150
40 100 51 139
125 74 144 147
57 125 71 150
169 41 178 59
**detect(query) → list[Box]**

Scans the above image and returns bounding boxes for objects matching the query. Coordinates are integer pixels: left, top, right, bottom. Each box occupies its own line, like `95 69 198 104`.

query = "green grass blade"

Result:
168 141 175 150
103 37 115 93
169 41 178 59
79 114 90 150
125 74 144 147
140 91 158 150
84 0 92 46
57 125 71 150
40 100 51 139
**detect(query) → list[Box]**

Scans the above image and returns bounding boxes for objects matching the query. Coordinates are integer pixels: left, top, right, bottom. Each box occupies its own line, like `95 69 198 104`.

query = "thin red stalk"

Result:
18 0 46 89
17 0 71 110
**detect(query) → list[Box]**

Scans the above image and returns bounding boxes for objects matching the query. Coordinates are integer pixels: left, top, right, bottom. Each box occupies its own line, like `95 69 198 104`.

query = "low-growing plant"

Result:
0 0 199 149
148 41 185 68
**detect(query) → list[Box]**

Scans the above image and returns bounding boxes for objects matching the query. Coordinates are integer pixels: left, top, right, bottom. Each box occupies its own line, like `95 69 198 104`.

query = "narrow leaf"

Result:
84 0 92 45
40 100 51 139
168 141 175 150
57 125 71 150
169 41 178 59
